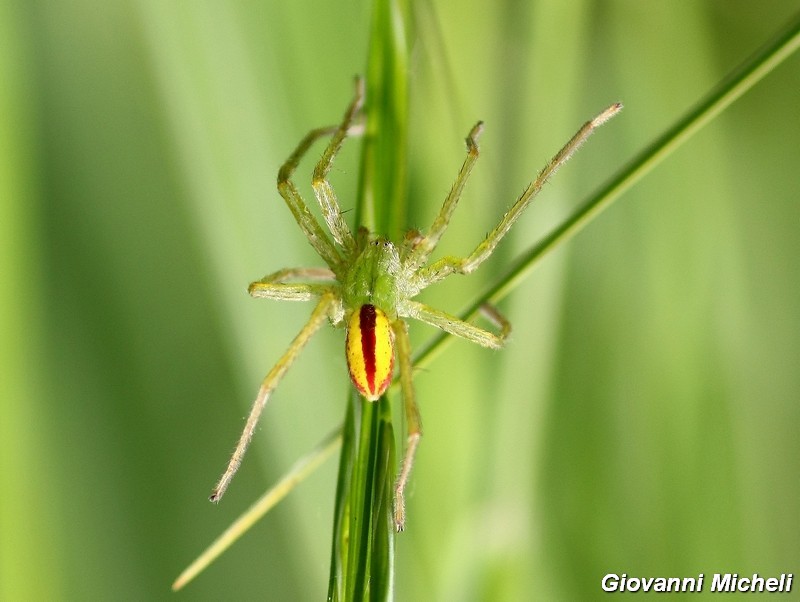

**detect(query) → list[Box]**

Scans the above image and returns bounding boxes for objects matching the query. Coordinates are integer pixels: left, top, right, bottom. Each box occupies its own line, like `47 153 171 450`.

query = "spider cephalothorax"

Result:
210 77 621 531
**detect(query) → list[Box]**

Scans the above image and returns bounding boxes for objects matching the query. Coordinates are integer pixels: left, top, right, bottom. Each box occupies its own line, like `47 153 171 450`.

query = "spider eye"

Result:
346 304 394 401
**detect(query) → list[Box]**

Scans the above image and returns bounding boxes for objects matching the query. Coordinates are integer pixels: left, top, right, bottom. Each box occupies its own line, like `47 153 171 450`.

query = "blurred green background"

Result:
2 1 799 600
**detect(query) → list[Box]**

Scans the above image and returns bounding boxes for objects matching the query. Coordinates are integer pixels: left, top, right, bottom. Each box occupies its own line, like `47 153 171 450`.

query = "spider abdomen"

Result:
346 304 395 401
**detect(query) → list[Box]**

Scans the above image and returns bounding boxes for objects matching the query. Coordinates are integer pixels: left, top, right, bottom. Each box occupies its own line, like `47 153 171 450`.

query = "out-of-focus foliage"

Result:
2 2 798 600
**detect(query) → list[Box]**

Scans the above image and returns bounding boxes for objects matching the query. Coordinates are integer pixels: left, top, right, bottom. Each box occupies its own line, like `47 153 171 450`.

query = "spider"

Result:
210 77 621 531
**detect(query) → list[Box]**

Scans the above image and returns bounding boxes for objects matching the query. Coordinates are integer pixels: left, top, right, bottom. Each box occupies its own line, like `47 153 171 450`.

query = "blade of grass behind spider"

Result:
354 0 411 238
412 9 800 372
0 7 65 599
329 0 411 600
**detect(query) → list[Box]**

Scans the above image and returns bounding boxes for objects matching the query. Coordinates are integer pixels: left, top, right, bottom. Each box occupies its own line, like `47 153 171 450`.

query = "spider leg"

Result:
278 130 343 271
403 300 511 349
277 87 365 272
210 292 337 503
248 267 338 302
403 122 484 267
391 318 421 532
311 77 365 256
417 103 622 288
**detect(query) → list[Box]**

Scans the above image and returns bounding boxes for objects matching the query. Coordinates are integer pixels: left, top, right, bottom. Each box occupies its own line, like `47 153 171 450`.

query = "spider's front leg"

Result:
276 80 365 272
417 103 622 287
403 121 484 269
311 77 365 256
277 131 342 271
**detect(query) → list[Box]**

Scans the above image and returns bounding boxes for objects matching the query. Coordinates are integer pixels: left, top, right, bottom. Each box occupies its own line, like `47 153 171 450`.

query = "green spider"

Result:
210 77 621 531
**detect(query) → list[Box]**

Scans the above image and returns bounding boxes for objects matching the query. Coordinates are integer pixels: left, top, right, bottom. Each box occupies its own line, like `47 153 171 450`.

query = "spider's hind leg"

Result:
404 300 511 349
391 318 422 532
210 292 338 503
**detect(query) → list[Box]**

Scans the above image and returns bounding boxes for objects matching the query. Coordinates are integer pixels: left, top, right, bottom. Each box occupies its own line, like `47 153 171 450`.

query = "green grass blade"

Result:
412 9 800 373
329 0 411 600
355 0 411 239
329 393 397 601
0 6 65 599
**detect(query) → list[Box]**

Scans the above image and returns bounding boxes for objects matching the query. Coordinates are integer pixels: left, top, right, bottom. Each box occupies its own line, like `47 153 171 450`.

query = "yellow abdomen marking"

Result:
346 304 394 401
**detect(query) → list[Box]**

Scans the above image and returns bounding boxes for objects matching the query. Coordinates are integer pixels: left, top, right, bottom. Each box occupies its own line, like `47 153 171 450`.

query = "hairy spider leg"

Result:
391 319 421 531
248 267 338 302
403 121 484 269
275 78 365 274
418 102 623 287
210 292 337 502
402 300 511 349
277 126 343 271
311 77 365 256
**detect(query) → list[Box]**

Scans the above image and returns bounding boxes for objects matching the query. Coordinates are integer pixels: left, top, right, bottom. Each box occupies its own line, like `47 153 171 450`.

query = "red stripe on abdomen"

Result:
359 304 377 394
